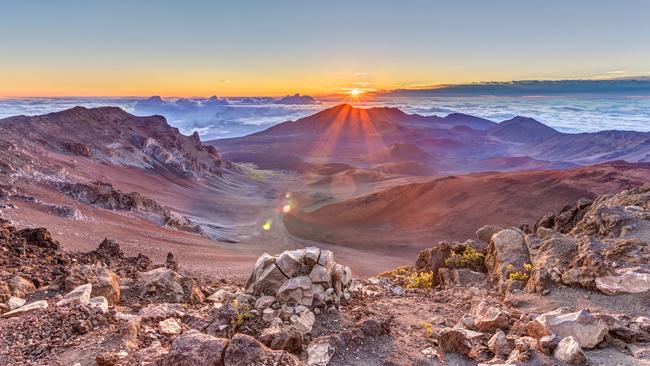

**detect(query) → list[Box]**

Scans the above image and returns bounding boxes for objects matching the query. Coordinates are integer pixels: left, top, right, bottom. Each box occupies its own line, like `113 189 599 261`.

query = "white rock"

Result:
56 283 92 307
596 271 650 295
262 308 277 322
527 309 607 348
553 336 586 364
7 296 26 310
2 300 48 318
307 340 335 366
159 318 182 335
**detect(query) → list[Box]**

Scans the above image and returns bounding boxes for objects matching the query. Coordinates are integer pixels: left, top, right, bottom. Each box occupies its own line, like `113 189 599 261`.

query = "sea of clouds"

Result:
1 91 650 140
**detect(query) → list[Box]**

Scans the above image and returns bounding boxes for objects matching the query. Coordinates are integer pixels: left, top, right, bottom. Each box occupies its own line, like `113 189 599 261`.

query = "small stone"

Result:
96 351 120 366
159 318 182 335
391 286 405 296
538 333 560 355
553 336 586 364
7 296 26 310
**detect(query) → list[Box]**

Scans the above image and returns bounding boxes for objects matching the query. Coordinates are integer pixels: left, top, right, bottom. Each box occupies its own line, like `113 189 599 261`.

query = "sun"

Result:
349 88 362 97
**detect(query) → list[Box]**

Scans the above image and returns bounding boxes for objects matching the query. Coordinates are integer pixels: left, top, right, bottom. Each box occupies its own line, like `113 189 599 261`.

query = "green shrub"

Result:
421 322 434 337
445 246 486 272
406 271 434 289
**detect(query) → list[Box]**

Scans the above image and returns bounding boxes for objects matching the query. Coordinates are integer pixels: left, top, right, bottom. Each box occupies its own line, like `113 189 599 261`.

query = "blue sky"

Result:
1 0 649 96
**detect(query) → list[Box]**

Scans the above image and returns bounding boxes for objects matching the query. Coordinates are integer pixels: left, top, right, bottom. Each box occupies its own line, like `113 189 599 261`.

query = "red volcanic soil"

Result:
284 162 650 265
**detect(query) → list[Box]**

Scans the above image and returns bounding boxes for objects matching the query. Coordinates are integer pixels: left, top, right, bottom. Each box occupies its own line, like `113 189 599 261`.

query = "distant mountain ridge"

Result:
209 104 650 173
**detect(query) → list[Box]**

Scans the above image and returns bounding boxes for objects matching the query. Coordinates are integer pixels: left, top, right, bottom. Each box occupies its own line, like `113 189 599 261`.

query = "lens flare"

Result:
282 204 291 213
262 219 272 230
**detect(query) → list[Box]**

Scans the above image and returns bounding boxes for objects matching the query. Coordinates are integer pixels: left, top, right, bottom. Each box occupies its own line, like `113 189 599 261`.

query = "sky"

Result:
1 0 650 97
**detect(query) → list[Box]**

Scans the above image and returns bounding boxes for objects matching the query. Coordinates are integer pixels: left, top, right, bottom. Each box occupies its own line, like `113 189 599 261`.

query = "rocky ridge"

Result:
1 183 650 365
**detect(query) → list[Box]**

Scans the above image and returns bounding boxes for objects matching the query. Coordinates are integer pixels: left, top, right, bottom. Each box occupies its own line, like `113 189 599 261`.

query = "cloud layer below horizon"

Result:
2 80 650 139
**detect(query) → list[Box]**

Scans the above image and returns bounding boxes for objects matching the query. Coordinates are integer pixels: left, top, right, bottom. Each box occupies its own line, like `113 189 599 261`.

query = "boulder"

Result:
1 300 48 318
435 328 471 355
157 329 229 366
595 271 650 295
56 283 92 307
438 268 488 288
139 303 186 320
245 254 290 296
485 228 530 293
276 276 314 307
526 309 607 348
93 268 121 306
553 336 586 364
245 248 350 308
415 242 452 286
476 225 502 243
223 333 301 366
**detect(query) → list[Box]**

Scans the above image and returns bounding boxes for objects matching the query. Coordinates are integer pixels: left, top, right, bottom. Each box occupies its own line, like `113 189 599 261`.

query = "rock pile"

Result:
245 247 352 308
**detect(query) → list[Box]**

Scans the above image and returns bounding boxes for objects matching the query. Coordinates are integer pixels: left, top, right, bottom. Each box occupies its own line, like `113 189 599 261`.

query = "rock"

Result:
276 249 306 277
553 336 586 364
415 242 452 286
139 303 186 320
390 286 405 296
157 329 229 366
88 296 109 314
476 225 502 243
135 268 201 303
485 228 530 293
277 276 314 306
627 343 650 359
165 251 179 271
255 295 276 309
8 275 35 298
359 318 390 337
435 328 471 355
7 296 26 310
307 339 335 366
1 300 48 318
93 268 121 306
0 281 10 303
538 334 560 355
96 352 120 366
488 330 513 357
263 308 277 322
159 318 182 336
525 233 577 294
207 289 233 303
224 333 301 366
526 309 607 348
119 315 142 351
245 254 288 296
56 283 92 306
438 268 488 288
289 310 315 334
260 324 303 353
595 271 650 295
310 265 332 287
474 301 510 331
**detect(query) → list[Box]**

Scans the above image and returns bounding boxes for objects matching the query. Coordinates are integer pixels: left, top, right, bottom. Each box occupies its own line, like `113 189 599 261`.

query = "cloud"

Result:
354 72 368 77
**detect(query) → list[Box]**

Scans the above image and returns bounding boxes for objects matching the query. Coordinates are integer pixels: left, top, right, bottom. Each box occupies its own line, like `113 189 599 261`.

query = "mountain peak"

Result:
490 116 559 143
